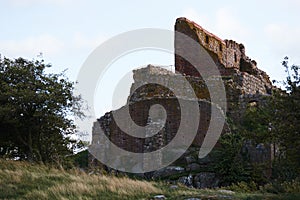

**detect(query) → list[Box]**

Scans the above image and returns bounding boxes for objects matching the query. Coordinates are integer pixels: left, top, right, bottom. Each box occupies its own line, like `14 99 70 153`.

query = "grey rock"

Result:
186 163 201 171
197 154 212 164
154 194 166 200
185 155 196 164
218 195 233 199
218 189 235 194
152 166 185 178
170 185 178 189
193 172 219 188
178 174 193 187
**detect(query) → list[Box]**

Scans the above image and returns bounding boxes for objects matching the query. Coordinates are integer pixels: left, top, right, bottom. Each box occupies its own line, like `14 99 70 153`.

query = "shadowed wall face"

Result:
90 18 274 178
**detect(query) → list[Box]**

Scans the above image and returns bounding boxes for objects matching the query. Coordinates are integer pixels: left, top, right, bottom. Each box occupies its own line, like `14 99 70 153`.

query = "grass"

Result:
0 160 299 200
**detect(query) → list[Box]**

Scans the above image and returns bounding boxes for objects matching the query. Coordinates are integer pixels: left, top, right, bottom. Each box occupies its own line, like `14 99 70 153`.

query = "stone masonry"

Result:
90 17 274 187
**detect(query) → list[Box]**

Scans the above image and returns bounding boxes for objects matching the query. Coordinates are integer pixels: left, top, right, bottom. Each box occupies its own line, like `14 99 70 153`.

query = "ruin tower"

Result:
175 17 272 94
90 17 274 185
174 17 273 122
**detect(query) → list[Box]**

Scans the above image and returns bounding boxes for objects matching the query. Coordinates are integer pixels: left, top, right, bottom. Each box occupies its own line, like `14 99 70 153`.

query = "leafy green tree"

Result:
212 131 251 186
272 57 300 179
242 57 300 180
241 104 273 144
213 57 300 185
0 57 84 165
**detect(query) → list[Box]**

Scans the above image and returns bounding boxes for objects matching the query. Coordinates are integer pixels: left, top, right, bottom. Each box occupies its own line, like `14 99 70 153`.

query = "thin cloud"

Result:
181 8 210 29
73 33 106 50
0 34 64 58
215 7 250 42
285 0 300 6
9 0 74 6
265 24 300 53
264 23 300 64
181 7 251 42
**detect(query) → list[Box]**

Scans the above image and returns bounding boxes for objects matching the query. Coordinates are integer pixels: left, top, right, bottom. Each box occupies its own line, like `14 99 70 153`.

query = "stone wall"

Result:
174 17 272 92
96 97 223 153
129 65 209 103
128 65 271 120
90 17 274 187
175 17 239 76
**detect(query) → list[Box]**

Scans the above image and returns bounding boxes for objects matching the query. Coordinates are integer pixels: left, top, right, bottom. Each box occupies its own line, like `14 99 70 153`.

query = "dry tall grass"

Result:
0 160 161 199
0 159 298 200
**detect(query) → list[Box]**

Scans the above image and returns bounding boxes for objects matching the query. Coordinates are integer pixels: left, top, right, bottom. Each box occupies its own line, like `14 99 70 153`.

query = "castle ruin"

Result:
90 18 273 187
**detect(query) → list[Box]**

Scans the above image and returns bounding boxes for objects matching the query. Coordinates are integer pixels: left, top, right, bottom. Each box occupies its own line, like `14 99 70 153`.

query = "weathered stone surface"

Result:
178 174 193 187
185 156 196 164
197 154 213 165
95 96 226 155
186 163 201 172
89 17 274 188
152 166 185 179
193 172 220 189
175 18 272 89
170 185 178 189
218 189 235 194
154 195 166 200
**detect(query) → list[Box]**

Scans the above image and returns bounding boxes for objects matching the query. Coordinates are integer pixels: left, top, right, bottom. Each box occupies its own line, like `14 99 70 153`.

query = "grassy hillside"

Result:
0 160 299 200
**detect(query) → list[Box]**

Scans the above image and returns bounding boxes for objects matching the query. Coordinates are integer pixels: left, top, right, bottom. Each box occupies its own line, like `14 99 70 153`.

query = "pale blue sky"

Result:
1 0 300 137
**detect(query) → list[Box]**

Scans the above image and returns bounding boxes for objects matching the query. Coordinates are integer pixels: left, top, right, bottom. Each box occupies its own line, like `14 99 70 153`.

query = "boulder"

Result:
186 163 201 171
193 172 219 188
178 174 193 187
152 166 185 178
154 195 166 200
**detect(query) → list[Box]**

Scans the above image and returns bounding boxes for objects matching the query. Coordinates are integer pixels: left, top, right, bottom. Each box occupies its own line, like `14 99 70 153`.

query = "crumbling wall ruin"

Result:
90 17 274 187
175 17 272 94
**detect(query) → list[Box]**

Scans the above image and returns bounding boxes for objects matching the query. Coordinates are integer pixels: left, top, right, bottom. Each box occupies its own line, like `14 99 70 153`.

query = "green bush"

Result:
282 179 300 193
71 149 88 168
225 181 258 193
260 179 300 194
210 132 252 186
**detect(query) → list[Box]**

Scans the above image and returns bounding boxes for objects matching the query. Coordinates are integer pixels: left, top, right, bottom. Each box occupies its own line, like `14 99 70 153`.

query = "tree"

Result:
242 57 300 180
0 57 84 165
212 131 251 186
271 57 300 179
213 57 300 185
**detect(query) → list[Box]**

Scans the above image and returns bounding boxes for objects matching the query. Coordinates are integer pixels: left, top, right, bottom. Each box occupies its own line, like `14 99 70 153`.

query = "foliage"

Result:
224 179 300 195
225 181 258 193
0 57 84 166
71 149 89 168
260 179 300 194
241 101 274 144
271 58 300 180
241 57 300 181
211 131 251 186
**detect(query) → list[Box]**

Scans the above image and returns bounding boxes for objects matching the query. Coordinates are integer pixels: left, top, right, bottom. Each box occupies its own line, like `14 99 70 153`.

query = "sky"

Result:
1 0 300 139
